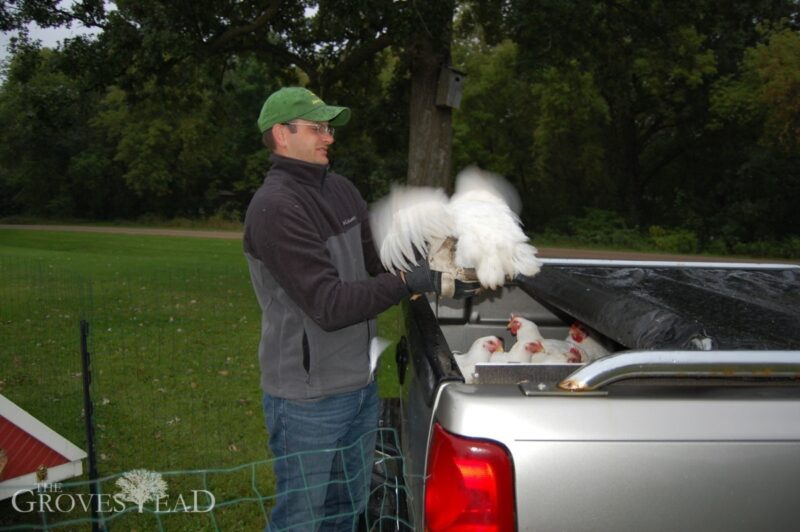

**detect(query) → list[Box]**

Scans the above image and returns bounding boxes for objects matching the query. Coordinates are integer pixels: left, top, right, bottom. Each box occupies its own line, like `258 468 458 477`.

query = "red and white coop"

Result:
0 394 87 500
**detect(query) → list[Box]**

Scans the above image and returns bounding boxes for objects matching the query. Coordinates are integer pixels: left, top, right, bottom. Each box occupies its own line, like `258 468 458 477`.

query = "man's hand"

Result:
450 278 482 299
400 260 481 300
401 260 441 295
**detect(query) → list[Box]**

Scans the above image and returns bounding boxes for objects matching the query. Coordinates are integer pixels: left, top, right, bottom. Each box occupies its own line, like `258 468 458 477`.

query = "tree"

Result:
2 0 799 249
2 0 462 192
405 0 457 187
0 45 120 217
529 62 611 226
744 27 800 153
710 25 800 155
451 38 532 179
706 25 800 244
505 0 798 233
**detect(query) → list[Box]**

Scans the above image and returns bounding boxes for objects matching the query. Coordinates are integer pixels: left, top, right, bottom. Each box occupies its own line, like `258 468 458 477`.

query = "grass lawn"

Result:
0 228 404 529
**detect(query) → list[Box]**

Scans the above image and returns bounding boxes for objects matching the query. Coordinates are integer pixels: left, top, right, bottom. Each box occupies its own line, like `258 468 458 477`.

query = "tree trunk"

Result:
607 97 643 227
406 3 455 189
620 109 643 227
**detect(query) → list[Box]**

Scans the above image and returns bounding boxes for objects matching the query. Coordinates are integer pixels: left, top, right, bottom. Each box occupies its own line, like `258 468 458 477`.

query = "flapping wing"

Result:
449 167 541 288
370 184 453 272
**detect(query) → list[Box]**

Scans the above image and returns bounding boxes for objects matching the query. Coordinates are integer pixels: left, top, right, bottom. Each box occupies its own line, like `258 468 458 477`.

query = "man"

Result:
243 87 412 531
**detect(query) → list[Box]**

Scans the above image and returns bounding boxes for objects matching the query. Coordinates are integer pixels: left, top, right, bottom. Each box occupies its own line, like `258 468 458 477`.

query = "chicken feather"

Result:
370 185 452 273
370 166 542 289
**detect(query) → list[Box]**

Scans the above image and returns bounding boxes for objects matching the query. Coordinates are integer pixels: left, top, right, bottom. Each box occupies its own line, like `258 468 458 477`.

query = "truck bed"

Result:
394 259 800 531
437 259 800 354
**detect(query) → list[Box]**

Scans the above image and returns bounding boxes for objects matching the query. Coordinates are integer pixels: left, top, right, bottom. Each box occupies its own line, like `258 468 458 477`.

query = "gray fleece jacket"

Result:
243 155 408 400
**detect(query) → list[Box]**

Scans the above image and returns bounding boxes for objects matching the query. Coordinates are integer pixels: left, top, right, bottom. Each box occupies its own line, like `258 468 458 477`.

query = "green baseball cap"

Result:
257 87 351 133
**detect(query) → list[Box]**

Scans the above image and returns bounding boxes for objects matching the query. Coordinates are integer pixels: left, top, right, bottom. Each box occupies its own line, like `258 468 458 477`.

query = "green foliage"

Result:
565 208 644 248
714 26 800 154
539 210 800 259
729 237 800 260
709 74 763 131
630 23 717 108
0 47 98 216
529 61 611 221
648 225 699 254
751 28 800 153
93 79 225 206
1 0 799 250
452 38 533 179
321 47 411 202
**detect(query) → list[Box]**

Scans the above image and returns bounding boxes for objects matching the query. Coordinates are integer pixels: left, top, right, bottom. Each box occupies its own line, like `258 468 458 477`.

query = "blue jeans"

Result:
262 381 379 532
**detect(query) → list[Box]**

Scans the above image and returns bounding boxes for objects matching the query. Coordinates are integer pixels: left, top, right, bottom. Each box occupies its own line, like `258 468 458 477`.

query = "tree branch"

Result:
53 7 107 30
242 39 316 76
320 32 395 87
639 113 694 146
204 0 282 54
642 139 692 185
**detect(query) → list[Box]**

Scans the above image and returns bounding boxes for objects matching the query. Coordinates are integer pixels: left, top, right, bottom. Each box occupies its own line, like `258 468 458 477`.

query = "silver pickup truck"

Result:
377 259 800 531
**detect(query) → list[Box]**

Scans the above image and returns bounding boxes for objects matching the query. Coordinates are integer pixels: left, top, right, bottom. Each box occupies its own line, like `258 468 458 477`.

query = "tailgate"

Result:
434 379 800 531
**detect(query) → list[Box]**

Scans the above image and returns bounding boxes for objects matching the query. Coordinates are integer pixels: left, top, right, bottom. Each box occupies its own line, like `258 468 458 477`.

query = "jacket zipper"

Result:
302 330 311 383
366 320 373 384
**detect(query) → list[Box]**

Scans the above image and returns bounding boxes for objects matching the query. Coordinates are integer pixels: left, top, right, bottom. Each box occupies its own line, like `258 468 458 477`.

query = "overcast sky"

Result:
1 23 101 64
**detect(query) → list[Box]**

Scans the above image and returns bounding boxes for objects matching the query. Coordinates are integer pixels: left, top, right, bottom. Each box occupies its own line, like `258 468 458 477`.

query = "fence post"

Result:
80 320 104 531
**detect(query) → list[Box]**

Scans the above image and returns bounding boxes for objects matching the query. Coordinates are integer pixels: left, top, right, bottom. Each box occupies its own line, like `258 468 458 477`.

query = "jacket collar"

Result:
269 154 328 189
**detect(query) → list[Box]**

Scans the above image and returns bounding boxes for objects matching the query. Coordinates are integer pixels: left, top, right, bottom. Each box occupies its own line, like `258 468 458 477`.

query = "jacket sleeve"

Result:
359 198 390 277
247 194 408 332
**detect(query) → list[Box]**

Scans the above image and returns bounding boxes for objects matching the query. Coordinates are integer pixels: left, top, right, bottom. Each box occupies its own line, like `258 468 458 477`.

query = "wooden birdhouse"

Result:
436 66 466 109
0 394 87 500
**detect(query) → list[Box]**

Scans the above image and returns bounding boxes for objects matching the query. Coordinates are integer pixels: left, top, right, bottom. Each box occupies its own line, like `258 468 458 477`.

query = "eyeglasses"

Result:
283 122 335 137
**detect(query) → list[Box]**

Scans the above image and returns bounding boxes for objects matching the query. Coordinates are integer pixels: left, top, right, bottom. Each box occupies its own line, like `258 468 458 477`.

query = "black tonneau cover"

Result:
519 262 800 351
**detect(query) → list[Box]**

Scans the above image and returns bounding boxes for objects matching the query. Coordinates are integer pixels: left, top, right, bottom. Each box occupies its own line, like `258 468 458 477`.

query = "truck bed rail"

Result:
559 350 800 391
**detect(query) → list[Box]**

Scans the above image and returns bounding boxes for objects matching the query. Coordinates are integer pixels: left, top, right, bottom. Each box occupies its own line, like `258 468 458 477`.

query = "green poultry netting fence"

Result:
1 250 413 530
0 427 412 531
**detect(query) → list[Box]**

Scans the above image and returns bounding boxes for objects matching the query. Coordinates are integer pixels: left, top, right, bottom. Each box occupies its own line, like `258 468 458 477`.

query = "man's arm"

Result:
247 198 407 332
360 207 389 277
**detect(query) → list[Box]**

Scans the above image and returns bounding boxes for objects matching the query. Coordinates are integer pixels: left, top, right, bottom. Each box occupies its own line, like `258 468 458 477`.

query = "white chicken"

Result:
566 321 612 362
507 315 586 363
488 339 533 363
507 314 544 342
454 335 504 384
528 340 585 364
370 166 542 291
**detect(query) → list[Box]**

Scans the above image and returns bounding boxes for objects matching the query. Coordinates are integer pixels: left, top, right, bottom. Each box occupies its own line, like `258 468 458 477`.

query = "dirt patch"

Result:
0 224 242 240
2 224 796 264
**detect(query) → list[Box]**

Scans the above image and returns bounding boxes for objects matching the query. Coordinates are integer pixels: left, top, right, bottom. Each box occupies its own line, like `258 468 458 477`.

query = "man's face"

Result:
277 120 334 165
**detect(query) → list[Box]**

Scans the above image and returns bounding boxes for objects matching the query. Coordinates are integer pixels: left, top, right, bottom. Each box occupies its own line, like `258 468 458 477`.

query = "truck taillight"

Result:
424 422 515 531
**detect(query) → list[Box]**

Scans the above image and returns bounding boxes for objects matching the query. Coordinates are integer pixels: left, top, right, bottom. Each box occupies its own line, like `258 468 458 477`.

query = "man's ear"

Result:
272 124 289 150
